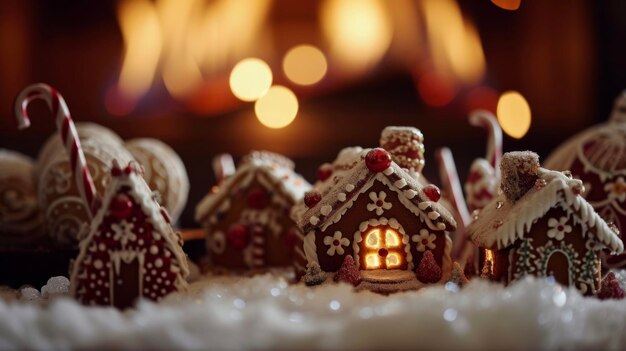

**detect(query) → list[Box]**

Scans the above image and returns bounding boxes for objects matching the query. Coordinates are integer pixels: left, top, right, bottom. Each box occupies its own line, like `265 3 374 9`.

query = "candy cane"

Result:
14 83 100 218
435 147 470 259
250 225 265 268
469 110 502 179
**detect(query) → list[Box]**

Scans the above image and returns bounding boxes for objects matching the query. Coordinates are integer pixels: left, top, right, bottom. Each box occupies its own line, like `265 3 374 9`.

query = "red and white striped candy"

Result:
250 225 265 268
14 83 100 218
469 110 502 178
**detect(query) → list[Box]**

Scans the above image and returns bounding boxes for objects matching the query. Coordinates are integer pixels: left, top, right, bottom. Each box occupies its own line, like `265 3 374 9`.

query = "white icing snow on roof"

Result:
467 168 624 253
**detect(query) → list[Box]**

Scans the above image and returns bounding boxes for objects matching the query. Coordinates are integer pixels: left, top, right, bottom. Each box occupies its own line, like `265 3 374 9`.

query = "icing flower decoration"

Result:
412 229 436 252
323 231 349 256
604 177 626 202
366 191 392 215
547 217 572 241
111 220 136 247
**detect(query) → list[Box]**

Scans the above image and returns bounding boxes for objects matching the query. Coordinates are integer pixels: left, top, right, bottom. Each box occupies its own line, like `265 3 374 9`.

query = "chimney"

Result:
500 151 540 202
379 126 425 173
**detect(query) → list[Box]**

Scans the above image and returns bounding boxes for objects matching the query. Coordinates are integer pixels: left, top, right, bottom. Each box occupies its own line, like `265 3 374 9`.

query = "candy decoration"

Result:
469 110 502 173
317 164 333 181
227 224 250 250
304 191 322 208
423 184 441 202
247 187 270 209
365 148 392 173
416 251 442 284
447 262 469 287
379 126 425 173
304 262 326 286
250 225 265 268
334 255 362 286
597 272 625 300
14 83 100 218
109 194 133 220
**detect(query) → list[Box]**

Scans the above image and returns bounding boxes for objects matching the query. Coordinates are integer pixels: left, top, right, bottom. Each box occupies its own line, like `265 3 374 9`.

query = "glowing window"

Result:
362 227 404 270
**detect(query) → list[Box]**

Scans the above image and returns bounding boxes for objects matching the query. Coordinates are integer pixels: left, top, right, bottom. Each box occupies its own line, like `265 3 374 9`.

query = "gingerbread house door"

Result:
360 226 407 270
112 256 141 309
546 251 570 286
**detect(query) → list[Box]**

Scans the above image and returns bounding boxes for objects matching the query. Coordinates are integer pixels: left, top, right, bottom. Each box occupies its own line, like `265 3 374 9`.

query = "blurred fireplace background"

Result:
1 0 625 227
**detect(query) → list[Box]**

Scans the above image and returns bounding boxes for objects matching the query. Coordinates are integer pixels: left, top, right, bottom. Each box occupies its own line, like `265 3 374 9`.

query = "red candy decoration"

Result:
227 224 250 250
598 272 626 300
423 184 441 202
334 255 362 286
247 187 270 209
304 191 322 208
416 251 442 284
109 194 133 220
365 148 392 173
317 165 333 181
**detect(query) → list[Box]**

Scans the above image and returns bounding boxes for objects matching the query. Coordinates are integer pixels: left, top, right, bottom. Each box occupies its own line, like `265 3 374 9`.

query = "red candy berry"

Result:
247 187 270 209
416 251 442 284
423 184 441 202
317 165 333 181
304 191 322 208
227 224 250 250
109 194 133 220
598 272 626 300
334 255 362 286
365 148 392 173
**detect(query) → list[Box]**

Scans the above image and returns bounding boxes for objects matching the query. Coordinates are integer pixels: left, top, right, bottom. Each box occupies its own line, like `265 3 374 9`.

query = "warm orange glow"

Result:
365 254 382 269
420 0 486 84
491 0 521 11
229 58 273 102
321 0 392 72
363 227 404 269
254 85 298 129
117 0 162 102
283 45 328 86
485 249 494 262
417 72 457 107
497 91 532 139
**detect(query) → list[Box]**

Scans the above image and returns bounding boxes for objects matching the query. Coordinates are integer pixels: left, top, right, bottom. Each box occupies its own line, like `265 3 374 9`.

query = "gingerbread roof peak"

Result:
292 148 456 234
467 166 623 253
380 126 425 173
195 151 311 223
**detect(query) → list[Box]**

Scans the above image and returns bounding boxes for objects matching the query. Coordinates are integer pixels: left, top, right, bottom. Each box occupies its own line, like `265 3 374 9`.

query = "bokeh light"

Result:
497 91 531 138
283 45 328 86
229 58 273 102
254 86 299 129
491 0 521 11
321 0 392 72
417 72 457 107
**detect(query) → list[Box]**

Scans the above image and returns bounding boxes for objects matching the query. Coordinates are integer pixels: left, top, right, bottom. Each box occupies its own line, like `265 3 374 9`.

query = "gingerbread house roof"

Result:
71 164 189 291
467 168 624 252
195 151 311 224
292 148 456 234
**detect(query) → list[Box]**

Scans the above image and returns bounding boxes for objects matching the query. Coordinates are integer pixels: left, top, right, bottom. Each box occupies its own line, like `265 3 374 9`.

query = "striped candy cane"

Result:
14 83 100 218
469 110 503 179
250 225 265 268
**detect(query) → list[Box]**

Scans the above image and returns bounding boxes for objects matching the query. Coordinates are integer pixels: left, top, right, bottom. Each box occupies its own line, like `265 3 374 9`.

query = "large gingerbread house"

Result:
195 151 311 270
544 91 626 268
467 152 623 295
292 147 456 288
70 162 189 309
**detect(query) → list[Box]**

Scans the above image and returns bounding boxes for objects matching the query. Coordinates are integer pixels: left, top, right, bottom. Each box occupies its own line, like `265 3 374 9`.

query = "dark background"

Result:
1 0 625 228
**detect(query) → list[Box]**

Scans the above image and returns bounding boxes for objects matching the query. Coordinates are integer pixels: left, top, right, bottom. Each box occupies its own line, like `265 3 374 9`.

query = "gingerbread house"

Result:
195 151 311 270
292 147 456 289
544 91 626 268
467 152 624 295
70 162 189 309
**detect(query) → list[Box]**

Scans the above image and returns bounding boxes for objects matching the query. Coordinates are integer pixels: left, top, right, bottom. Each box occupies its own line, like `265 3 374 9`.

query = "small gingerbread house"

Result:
292 147 456 287
70 162 189 309
467 152 624 295
195 151 311 270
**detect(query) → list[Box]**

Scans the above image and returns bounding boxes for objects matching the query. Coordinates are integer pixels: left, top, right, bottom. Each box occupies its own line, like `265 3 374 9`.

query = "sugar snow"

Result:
1 274 626 349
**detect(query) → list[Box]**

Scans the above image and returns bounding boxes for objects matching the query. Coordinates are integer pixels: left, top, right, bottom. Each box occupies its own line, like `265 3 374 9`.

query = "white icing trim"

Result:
303 231 318 266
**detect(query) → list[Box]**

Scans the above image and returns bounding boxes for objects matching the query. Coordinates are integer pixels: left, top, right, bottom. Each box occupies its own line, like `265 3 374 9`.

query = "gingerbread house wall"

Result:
311 180 449 273
500 206 602 295
204 176 296 269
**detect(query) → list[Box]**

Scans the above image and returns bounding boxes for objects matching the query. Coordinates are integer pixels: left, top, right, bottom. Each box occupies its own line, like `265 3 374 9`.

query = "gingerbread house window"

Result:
362 227 405 269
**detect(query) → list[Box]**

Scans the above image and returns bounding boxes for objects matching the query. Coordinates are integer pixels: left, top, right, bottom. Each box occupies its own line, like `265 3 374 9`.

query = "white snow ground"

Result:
1 273 626 350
